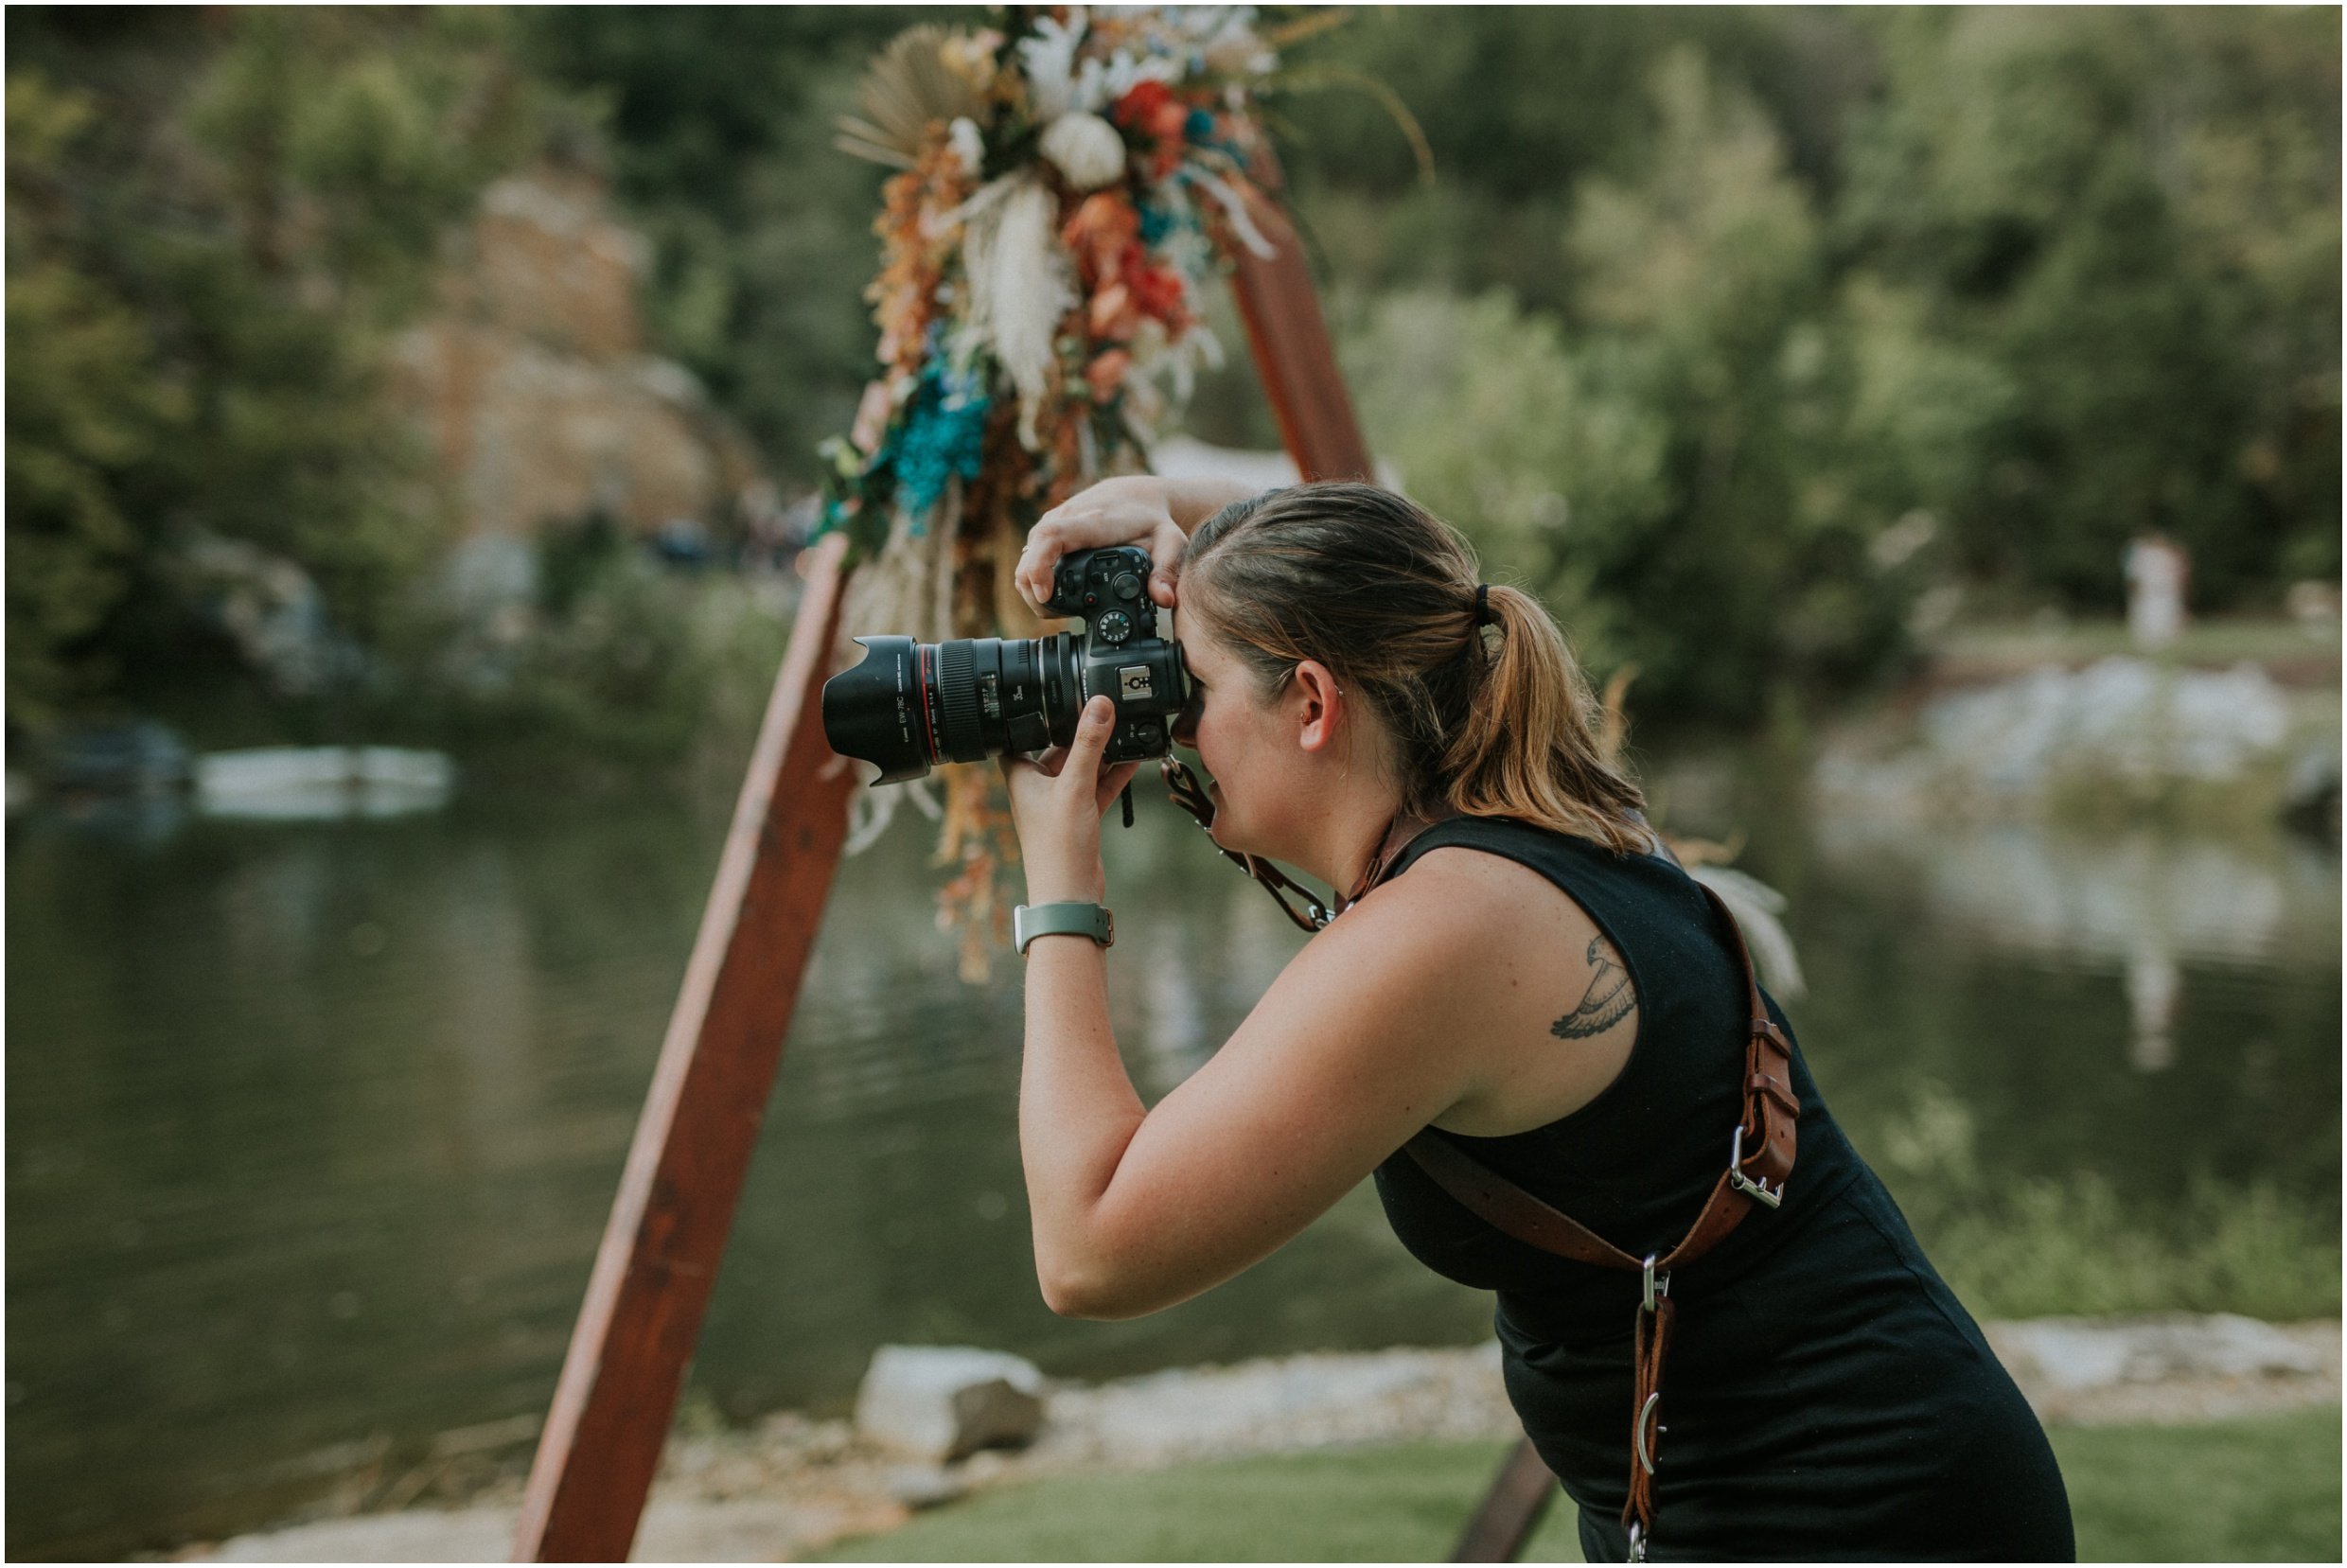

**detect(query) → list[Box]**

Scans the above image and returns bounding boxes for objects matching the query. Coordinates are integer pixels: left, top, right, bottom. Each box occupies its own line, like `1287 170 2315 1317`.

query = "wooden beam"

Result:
1225 185 1377 484
512 535 858 1561
1449 1436 1560 1562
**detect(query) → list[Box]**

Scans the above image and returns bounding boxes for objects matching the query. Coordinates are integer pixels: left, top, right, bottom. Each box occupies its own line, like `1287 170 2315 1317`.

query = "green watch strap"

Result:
1015 901 1115 955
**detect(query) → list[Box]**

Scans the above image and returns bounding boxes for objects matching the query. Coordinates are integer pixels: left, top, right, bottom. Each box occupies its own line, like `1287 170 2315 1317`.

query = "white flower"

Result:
1080 49 1181 113
947 116 984 178
1017 11 1086 120
1038 112 1127 191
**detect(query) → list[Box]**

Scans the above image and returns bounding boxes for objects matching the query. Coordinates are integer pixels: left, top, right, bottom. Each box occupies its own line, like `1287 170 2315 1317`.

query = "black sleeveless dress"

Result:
1370 818 2073 1562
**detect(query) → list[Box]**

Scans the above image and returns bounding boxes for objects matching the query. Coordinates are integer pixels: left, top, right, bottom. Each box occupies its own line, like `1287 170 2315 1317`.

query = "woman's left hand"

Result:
999 696 1141 906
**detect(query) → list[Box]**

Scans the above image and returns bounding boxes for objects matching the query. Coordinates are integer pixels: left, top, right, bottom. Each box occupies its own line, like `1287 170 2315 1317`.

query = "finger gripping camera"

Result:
821 545 1191 784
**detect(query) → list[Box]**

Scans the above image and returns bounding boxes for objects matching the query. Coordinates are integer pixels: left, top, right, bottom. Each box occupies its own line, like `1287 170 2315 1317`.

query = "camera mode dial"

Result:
1096 609 1134 645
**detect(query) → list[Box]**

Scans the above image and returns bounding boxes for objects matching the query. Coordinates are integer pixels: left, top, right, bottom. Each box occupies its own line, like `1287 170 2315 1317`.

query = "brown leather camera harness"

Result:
1160 757 1800 1561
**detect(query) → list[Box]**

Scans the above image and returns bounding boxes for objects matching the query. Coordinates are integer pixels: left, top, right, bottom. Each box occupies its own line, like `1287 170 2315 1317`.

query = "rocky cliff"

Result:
391 166 762 596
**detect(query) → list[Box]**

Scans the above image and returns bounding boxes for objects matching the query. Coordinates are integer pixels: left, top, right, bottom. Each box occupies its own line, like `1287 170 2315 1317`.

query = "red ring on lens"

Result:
917 643 940 762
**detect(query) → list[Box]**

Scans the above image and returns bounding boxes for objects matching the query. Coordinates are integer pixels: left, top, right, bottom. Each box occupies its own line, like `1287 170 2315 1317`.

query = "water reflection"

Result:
4 788 2336 1559
1811 818 2340 1075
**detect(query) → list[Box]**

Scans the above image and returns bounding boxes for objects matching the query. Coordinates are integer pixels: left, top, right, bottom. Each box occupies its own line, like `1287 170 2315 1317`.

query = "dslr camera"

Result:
822 545 1191 784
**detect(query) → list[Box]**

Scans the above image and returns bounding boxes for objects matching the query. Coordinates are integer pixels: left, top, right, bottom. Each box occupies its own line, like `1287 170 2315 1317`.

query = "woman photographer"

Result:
997 476 2073 1561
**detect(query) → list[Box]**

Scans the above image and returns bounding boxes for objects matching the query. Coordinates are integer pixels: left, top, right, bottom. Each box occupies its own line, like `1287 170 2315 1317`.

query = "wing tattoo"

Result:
1550 936 1635 1040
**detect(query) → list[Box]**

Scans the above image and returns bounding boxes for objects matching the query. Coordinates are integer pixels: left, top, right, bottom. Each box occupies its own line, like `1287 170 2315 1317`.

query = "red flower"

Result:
1112 79 1176 131
1126 261 1188 325
1113 78 1194 169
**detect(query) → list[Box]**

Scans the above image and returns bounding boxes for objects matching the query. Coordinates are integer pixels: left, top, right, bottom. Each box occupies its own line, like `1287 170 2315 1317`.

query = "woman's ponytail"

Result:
1184 483 1649 854
1439 584 1647 854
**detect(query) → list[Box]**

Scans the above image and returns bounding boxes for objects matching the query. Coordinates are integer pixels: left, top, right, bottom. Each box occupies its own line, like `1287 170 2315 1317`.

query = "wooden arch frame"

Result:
510 184 1549 1563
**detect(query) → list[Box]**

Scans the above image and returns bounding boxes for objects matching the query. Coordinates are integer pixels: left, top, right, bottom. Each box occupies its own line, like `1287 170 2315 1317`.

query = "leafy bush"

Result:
391 545 794 797
4 9 550 735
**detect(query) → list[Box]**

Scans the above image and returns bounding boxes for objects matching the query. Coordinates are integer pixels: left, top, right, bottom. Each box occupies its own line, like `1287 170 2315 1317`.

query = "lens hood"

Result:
822 636 932 783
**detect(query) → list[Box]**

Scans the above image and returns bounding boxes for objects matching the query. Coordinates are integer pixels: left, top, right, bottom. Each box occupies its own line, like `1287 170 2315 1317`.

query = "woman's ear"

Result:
1289 659 1344 754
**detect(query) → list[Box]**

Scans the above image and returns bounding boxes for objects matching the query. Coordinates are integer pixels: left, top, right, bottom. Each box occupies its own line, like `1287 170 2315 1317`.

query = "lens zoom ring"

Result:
937 642 986 761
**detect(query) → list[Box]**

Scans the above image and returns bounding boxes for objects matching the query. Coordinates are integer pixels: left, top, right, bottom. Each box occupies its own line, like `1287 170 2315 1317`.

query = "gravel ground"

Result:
185 1315 2339 1562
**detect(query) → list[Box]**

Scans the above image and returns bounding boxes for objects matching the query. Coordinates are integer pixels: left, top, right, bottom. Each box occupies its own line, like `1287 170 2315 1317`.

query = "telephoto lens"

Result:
821 545 1191 784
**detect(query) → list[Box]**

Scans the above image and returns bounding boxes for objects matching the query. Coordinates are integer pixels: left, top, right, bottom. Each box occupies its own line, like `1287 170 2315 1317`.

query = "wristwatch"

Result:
1014 902 1115 955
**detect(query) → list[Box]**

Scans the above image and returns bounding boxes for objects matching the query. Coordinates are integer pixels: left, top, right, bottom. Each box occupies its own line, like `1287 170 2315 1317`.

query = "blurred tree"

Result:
1838 7 2340 607
1267 7 1868 313
4 8 548 735
517 9 925 481
9 7 2333 745
1346 51 1932 723
5 72 186 730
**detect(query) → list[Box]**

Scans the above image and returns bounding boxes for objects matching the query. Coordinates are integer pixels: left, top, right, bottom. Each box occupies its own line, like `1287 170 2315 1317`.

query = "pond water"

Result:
7 766 2338 1559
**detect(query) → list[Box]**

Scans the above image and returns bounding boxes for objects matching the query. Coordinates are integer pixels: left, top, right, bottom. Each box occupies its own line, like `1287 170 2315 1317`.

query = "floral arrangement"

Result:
816 6 1307 979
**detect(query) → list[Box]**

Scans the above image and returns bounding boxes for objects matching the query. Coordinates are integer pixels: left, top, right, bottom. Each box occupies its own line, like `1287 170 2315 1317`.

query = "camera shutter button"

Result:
1112 572 1142 600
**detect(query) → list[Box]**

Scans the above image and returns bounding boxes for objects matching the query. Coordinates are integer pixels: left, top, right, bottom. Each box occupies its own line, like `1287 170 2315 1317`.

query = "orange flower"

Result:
867 135 973 377
1088 280 1138 341
1060 192 1140 285
1085 347 1133 401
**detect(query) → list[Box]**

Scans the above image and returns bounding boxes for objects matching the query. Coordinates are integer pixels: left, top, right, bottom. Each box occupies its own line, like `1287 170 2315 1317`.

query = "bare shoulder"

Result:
1347 843 1602 956
1332 841 1639 1136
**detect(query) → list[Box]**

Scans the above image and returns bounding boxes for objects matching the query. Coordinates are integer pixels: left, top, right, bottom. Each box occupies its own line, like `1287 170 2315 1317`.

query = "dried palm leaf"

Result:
1260 9 1354 50
837 24 984 167
1686 863 1808 1000
1261 63 1436 186
1595 661 1639 768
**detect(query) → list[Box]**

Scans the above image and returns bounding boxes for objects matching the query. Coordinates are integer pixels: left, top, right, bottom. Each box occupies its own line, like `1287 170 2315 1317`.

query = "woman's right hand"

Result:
1016 476 1194 614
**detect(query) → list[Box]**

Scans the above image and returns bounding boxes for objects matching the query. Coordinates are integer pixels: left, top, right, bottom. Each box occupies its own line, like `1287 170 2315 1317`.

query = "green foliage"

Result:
1873 1082 2340 1322
1341 53 1936 722
4 9 546 734
392 553 792 798
516 9 919 479
1304 11 2335 724
1915 1172 2341 1323
1837 8 2341 607
4 73 187 729
9 9 2335 746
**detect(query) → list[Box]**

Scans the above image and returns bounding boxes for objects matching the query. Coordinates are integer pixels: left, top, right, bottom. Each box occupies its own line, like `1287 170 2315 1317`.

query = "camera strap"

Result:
1159 755 1342 931
1159 761 1800 1555
1400 878 1798 1560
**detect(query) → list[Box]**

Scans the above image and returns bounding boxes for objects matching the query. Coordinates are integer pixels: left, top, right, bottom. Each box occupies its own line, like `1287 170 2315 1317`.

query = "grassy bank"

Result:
813 1406 2341 1562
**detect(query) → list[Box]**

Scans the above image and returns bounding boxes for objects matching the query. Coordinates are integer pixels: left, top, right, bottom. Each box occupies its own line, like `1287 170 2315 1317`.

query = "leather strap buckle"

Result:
1641 1252 1669 1314
1728 1123 1786 1208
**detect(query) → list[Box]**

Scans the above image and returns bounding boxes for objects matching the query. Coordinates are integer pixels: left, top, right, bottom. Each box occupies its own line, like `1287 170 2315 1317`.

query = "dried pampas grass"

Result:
838 482 964 854
960 173 1077 449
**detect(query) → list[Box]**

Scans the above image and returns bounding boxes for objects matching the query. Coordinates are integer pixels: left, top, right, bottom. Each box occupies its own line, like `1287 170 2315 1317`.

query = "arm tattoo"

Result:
1551 937 1635 1040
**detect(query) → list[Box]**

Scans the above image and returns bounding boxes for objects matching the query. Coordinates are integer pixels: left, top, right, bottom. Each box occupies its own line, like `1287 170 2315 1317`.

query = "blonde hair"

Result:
1183 483 1648 854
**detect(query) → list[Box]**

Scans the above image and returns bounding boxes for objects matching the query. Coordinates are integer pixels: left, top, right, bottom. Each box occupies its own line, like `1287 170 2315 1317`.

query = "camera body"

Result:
821 544 1190 784
1041 545 1181 766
